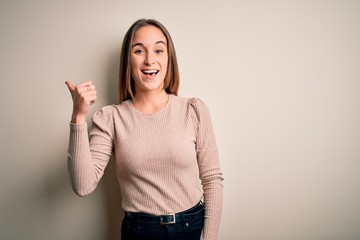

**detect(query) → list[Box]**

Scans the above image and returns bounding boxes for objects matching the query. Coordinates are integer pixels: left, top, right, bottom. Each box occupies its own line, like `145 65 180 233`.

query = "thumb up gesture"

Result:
65 80 97 124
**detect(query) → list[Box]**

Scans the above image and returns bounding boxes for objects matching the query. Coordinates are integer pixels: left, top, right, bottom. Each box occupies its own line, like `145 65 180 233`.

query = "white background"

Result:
1 0 359 239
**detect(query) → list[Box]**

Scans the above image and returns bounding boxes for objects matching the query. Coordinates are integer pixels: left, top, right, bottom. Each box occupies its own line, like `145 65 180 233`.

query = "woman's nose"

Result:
145 53 155 65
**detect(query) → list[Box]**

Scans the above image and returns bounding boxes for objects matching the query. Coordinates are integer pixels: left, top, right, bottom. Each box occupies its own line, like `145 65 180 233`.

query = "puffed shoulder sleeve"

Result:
67 106 115 197
189 98 223 240
90 105 115 158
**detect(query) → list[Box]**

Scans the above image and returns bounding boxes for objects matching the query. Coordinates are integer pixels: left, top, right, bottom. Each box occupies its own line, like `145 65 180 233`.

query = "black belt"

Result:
125 201 204 225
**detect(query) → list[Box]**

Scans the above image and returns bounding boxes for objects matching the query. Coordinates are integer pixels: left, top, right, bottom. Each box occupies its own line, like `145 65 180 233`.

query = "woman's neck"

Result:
132 90 169 114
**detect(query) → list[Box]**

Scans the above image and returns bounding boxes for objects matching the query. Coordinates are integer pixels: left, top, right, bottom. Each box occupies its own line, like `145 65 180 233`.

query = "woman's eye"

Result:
155 49 164 54
134 49 144 54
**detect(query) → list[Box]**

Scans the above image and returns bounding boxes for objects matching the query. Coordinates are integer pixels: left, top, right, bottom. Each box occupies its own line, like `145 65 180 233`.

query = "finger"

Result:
76 81 93 89
84 89 97 95
77 87 97 96
90 95 97 104
65 81 75 93
76 83 95 94
78 90 97 102
84 94 97 105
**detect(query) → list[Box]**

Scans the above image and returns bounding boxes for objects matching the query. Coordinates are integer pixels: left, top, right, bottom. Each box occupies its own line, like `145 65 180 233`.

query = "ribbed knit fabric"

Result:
67 94 223 240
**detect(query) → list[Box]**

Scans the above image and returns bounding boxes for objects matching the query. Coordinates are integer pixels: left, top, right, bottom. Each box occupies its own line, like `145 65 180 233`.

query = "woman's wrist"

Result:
71 113 87 125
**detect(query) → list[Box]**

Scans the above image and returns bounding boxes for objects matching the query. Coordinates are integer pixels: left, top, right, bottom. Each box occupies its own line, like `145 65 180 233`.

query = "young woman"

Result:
66 19 223 240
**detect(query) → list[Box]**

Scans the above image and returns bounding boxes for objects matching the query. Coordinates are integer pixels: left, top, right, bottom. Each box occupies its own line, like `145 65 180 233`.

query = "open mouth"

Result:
142 69 159 77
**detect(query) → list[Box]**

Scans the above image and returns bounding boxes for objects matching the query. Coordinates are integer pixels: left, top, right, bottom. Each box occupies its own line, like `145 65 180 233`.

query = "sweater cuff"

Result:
69 122 89 139
69 121 87 129
68 122 89 156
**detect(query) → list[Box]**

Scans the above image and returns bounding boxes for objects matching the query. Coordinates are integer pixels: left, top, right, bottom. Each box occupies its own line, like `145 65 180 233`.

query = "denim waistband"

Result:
125 201 204 225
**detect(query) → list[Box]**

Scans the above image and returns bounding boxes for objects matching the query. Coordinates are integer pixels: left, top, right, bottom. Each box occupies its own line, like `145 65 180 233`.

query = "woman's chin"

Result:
137 82 164 92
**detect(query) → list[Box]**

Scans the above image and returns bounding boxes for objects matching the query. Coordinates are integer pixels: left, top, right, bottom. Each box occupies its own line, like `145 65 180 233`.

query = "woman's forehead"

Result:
132 25 167 46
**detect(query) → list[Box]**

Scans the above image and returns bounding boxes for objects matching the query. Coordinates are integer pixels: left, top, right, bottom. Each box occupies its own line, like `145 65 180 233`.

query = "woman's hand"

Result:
65 80 97 124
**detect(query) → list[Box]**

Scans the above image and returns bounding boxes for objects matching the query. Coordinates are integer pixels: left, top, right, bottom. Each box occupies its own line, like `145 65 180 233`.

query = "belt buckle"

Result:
160 214 176 225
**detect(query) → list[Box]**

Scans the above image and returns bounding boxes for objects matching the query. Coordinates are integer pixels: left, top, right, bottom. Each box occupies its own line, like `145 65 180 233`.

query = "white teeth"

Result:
142 70 158 74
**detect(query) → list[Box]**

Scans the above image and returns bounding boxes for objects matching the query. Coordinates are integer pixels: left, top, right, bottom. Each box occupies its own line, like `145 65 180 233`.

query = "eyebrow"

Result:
132 41 167 48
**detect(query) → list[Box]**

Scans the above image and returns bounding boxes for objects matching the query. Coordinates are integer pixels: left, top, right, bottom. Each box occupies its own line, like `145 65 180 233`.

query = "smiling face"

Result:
130 25 168 94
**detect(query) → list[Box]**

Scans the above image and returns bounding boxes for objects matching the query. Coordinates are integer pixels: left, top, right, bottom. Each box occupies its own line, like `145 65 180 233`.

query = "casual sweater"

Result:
67 94 223 240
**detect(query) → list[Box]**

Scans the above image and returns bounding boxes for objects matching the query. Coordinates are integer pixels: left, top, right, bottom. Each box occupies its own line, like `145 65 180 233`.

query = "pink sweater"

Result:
67 94 223 240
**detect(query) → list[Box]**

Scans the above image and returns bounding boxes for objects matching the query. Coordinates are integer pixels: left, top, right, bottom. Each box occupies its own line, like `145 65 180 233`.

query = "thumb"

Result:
65 80 75 93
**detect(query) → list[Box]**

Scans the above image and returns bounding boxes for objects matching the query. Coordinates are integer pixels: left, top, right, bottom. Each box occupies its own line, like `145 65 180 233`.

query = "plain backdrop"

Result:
1 0 360 239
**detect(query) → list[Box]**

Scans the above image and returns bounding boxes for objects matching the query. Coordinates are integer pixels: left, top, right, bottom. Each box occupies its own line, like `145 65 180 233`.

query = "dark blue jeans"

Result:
121 202 204 240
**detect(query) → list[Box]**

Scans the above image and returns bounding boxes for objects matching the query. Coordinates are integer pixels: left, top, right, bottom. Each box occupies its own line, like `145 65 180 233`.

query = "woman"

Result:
65 19 223 240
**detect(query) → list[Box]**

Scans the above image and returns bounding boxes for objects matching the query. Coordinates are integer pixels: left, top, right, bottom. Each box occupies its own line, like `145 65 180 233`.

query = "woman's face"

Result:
130 25 168 94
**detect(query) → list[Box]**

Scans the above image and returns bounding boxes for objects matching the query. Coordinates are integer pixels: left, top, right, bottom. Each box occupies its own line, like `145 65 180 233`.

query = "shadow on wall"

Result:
103 157 124 240
102 48 124 240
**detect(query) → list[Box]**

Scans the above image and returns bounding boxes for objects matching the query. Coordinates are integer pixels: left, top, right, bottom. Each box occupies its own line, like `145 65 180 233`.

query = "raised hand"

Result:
65 80 97 124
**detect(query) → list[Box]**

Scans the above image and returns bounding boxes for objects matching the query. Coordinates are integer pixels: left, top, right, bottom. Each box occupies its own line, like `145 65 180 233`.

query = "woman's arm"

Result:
66 81 113 196
191 98 224 240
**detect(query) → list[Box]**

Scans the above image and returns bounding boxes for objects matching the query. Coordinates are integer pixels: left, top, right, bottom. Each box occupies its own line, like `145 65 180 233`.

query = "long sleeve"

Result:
190 98 224 240
67 106 114 196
